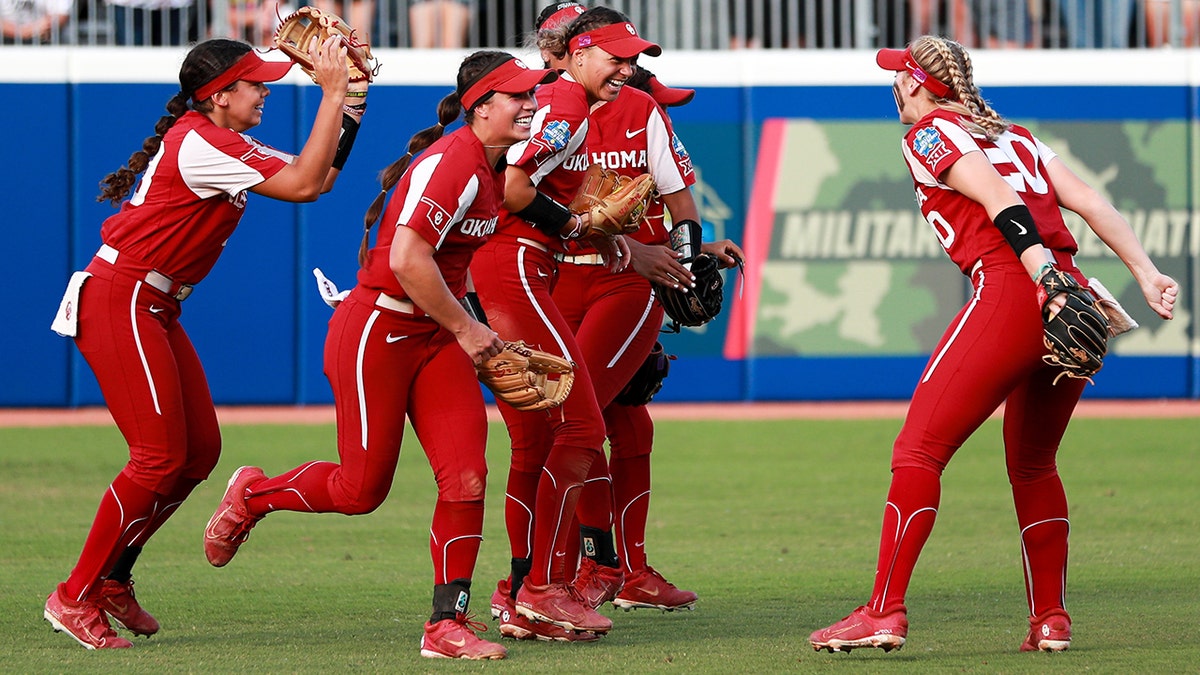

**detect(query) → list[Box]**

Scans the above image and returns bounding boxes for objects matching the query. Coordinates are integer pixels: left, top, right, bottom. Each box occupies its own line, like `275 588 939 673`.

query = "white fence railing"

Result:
3 0 1198 49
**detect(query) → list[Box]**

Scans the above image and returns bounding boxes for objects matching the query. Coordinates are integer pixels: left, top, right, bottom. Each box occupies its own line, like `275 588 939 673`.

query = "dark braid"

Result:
97 39 253 205
358 51 513 268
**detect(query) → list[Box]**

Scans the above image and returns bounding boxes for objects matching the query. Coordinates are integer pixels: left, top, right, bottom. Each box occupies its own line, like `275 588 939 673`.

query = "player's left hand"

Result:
702 239 746 269
591 234 631 273
626 239 693 288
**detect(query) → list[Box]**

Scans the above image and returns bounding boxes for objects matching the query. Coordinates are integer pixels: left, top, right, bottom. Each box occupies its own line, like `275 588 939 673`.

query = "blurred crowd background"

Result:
3 0 1198 50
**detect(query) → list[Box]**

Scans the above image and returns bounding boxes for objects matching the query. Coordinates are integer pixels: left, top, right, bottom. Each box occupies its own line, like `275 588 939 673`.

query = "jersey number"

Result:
984 133 1048 195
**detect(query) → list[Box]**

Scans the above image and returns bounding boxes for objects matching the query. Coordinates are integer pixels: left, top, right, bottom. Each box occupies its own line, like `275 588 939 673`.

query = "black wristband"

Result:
993 204 1043 257
514 191 572 236
332 113 360 171
668 219 702 262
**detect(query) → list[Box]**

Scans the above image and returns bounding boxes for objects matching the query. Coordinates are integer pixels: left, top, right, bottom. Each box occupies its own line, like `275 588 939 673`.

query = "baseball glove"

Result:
654 220 725 330
614 342 675 406
657 253 724 329
569 164 656 237
1036 265 1110 384
273 6 378 83
477 340 575 411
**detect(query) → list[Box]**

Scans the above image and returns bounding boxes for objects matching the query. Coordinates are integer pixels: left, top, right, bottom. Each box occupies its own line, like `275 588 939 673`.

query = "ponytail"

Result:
358 92 463 267
97 93 188 205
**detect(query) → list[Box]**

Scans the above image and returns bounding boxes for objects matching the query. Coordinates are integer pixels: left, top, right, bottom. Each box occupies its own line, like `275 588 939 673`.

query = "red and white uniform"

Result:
62 110 291 602
470 74 605 587
240 126 503 586
869 109 1086 620
554 87 697 571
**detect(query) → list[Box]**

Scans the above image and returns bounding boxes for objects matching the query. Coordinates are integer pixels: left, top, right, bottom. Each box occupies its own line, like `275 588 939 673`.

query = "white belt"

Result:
375 292 415 314
554 252 606 266
97 244 194 301
516 237 549 252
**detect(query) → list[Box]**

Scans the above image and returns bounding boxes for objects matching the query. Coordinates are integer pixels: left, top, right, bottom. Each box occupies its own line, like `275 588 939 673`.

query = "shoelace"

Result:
455 612 489 633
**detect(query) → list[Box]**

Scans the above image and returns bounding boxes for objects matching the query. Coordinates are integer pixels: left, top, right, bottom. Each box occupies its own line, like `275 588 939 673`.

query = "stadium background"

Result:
1 47 1195 407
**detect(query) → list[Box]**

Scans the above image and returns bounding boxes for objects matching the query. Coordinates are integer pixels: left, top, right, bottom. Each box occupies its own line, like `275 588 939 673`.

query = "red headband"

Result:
460 56 557 111
194 51 294 102
568 22 662 58
875 47 952 99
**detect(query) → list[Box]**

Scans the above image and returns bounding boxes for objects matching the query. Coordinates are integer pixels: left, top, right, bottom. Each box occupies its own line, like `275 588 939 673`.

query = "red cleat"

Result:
490 577 511 620
420 614 507 660
809 605 908 653
573 558 625 609
612 566 697 611
515 581 612 634
1021 609 1071 652
204 466 266 567
44 584 133 650
94 578 159 637
496 597 601 642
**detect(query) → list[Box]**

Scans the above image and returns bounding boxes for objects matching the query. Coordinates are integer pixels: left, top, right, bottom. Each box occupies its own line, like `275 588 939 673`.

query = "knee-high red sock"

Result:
575 452 613 531
611 453 651 572
504 466 540 561
1013 474 1069 616
529 445 597 586
868 466 941 612
245 461 339 514
64 471 160 601
128 477 201 547
429 499 484 584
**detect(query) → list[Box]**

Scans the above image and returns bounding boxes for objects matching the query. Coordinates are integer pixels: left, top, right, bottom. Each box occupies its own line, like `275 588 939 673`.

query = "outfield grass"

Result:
1 415 1197 673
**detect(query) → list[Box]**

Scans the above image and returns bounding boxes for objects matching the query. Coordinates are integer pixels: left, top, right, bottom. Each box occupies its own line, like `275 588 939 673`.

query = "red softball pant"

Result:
470 236 604 585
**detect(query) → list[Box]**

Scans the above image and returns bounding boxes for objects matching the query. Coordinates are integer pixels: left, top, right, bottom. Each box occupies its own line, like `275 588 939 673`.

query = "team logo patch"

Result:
420 196 452 236
912 127 951 170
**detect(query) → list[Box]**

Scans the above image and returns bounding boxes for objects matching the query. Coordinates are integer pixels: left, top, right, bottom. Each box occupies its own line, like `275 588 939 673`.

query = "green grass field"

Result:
2 415 1197 673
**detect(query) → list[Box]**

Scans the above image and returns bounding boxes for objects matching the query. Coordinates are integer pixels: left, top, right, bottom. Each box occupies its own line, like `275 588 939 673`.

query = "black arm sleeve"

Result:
331 114 360 171
514 191 572 236
993 203 1043 257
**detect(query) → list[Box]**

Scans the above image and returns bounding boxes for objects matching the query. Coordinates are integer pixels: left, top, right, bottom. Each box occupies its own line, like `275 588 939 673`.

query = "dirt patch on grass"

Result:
1 399 1195 428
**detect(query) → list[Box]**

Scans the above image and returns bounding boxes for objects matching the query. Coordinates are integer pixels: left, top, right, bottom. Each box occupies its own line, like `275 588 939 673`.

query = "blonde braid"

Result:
956 45 1010 140
912 35 1010 141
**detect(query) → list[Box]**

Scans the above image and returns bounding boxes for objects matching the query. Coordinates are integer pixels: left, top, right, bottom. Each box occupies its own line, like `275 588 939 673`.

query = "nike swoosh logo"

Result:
642 586 660 596
634 542 645 548
537 270 549 278
385 334 408 343
1010 219 1027 235
446 637 467 647
826 621 862 637
149 306 165 314
554 550 566 557
626 128 645 138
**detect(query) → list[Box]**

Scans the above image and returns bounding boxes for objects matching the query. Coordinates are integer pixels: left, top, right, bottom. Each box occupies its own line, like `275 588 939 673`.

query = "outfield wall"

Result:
2 48 1196 406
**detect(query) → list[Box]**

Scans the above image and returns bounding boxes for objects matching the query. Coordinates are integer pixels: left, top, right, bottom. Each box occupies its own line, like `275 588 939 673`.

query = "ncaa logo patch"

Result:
912 127 951 170
540 120 571 152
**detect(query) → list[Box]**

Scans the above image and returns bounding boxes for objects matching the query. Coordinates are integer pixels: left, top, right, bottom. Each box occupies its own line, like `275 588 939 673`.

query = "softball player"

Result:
560 65 743 612
809 35 1178 655
44 36 358 650
470 5 660 638
202 52 556 661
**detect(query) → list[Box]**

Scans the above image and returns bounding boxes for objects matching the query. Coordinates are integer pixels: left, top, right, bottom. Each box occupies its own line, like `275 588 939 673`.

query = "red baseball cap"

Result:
875 47 951 99
459 55 558 111
645 74 694 107
194 51 295 101
569 22 662 58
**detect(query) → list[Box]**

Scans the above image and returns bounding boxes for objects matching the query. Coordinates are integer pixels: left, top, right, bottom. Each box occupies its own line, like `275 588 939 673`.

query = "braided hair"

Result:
358 50 514 267
909 35 1010 141
97 39 254 205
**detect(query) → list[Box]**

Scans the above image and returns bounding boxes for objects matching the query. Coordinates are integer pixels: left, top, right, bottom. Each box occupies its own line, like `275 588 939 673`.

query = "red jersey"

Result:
497 74 592 251
99 110 291 284
585 86 696 246
901 109 1078 275
357 126 504 304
